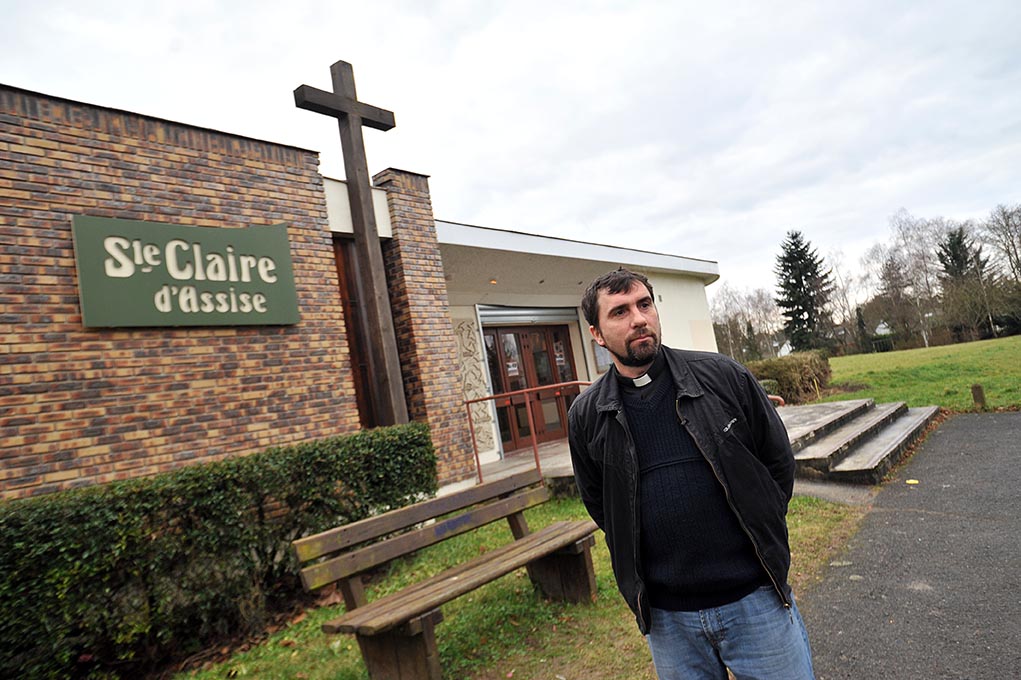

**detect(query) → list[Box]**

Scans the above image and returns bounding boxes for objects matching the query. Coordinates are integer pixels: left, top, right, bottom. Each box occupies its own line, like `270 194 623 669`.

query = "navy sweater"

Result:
620 360 766 610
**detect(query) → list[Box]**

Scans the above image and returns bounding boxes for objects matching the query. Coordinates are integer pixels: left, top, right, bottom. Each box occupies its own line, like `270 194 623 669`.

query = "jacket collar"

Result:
594 345 704 412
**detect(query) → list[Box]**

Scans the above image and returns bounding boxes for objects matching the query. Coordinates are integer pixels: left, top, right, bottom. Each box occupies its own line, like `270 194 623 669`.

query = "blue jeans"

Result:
646 586 815 679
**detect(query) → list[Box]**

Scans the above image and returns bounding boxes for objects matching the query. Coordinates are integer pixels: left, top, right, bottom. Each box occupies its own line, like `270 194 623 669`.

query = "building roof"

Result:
435 220 719 283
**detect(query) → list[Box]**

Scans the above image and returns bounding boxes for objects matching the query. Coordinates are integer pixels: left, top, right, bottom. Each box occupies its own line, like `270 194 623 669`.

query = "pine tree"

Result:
742 319 761 360
937 226 996 340
855 306 870 353
774 230 834 351
936 226 987 281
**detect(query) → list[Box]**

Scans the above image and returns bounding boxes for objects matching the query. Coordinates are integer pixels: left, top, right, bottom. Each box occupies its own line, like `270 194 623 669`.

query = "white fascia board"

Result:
324 177 393 238
436 220 719 282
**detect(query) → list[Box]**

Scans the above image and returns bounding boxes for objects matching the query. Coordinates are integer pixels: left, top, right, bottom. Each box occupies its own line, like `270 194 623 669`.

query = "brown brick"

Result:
1 85 362 499
375 168 475 485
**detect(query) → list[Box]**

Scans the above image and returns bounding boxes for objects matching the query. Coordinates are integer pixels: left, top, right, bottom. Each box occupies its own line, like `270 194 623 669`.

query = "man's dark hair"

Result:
581 268 654 328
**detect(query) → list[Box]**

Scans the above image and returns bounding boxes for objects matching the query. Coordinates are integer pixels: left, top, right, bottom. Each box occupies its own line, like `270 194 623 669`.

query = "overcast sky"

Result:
3 0 1020 300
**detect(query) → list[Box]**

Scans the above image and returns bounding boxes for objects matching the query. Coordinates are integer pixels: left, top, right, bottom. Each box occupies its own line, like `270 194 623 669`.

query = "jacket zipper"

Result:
675 399 792 609
616 407 648 631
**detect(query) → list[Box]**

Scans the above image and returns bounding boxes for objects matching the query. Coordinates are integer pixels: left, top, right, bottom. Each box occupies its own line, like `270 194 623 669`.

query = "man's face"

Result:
590 281 662 375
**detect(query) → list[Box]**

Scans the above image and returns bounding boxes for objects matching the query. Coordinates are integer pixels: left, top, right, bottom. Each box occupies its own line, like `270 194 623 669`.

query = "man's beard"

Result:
610 333 660 367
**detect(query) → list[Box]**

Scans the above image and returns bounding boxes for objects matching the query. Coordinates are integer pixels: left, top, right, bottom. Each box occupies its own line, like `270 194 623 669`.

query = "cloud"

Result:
3 0 1021 301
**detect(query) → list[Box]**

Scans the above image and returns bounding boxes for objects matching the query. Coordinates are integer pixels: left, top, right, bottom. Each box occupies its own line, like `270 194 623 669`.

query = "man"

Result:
568 268 814 679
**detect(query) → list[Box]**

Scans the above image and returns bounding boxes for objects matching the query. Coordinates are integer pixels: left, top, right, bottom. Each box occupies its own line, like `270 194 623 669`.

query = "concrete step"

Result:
778 399 875 453
794 402 908 476
828 406 941 485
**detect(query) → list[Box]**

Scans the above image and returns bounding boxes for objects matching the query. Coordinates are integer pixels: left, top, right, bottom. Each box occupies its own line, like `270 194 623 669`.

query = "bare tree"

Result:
890 210 947 347
891 210 944 300
710 282 742 357
860 241 929 349
745 288 784 357
981 203 1021 284
857 206 1021 347
878 250 917 341
710 283 784 360
828 249 865 353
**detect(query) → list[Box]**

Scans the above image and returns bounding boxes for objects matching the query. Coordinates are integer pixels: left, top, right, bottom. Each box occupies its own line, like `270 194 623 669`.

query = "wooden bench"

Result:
291 468 598 680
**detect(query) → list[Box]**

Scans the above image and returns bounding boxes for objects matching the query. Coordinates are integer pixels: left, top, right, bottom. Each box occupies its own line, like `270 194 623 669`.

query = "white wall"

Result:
647 273 718 353
323 178 393 237
575 271 718 381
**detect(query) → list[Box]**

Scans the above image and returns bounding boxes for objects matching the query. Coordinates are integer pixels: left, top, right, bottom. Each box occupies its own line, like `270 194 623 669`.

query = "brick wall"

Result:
374 168 475 484
0 86 361 499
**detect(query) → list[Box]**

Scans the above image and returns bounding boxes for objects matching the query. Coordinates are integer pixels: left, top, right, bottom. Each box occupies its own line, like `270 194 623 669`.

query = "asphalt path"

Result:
800 412 1021 680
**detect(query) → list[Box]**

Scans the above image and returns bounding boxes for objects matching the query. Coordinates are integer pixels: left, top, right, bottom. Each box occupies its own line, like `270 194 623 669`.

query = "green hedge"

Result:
746 351 832 404
0 423 436 679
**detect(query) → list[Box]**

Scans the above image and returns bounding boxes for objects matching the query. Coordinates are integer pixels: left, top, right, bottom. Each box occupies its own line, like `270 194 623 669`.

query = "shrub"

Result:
757 378 781 396
746 351 832 404
0 423 436 679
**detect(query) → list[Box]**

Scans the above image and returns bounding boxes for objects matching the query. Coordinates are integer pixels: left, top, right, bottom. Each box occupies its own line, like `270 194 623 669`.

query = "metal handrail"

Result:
465 380 592 483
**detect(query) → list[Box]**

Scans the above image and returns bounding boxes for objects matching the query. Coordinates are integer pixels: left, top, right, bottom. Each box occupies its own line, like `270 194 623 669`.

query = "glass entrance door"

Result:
484 325 580 452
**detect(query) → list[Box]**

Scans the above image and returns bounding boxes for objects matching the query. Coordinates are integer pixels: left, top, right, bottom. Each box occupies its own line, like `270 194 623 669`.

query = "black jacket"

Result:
568 346 795 633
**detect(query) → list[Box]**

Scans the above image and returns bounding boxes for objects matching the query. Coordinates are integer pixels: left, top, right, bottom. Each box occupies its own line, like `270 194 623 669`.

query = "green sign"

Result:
71 216 301 327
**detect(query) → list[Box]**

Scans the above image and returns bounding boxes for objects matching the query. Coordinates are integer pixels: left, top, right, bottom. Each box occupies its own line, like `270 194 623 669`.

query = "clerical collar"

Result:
632 373 653 387
616 349 666 388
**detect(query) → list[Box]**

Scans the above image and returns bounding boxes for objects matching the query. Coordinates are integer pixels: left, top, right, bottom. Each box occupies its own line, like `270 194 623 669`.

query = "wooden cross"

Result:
295 61 409 425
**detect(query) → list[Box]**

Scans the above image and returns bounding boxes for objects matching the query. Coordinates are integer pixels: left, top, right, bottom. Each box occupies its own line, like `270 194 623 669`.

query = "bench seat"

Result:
325 519 597 635
291 468 598 679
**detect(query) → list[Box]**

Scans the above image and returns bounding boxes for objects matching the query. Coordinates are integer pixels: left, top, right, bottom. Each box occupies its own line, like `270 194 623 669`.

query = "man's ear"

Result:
589 325 605 346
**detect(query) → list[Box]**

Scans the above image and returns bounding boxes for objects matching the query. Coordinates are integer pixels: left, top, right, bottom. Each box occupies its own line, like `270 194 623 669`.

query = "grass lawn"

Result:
170 336 1021 679
172 337 1021 678
821 335 1021 410
177 496 863 680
